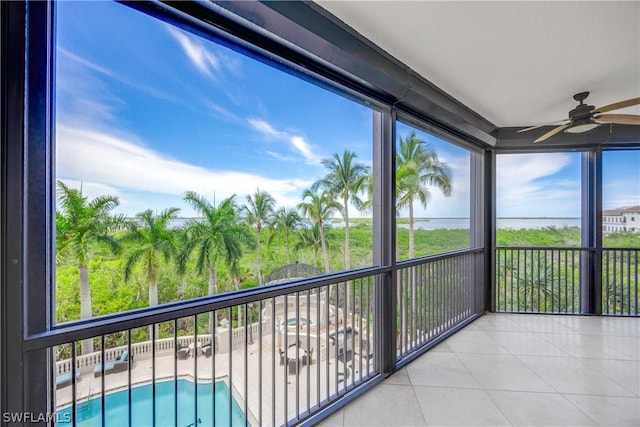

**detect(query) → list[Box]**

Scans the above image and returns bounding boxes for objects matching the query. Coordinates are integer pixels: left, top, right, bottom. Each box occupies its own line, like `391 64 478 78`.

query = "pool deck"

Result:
56 325 372 426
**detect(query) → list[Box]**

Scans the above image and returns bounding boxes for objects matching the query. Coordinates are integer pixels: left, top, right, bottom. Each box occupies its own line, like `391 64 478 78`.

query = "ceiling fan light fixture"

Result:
564 117 600 134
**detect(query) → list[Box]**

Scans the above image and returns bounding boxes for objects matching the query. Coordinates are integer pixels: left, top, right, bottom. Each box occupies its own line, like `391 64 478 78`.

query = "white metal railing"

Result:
56 334 215 375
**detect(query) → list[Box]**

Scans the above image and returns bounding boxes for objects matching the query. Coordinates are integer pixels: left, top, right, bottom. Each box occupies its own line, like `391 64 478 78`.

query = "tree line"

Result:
56 133 451 353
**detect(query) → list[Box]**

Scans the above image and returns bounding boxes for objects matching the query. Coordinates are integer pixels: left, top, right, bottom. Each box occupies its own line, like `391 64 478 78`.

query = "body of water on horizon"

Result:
399 218 581 230
171 218 581 230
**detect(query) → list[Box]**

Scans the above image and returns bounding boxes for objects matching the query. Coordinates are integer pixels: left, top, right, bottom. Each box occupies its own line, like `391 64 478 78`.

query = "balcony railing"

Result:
28 248 487 426
396 249 480 361
496 246 640 316
495 247 585 314
34 267 388 427
602 248 639 316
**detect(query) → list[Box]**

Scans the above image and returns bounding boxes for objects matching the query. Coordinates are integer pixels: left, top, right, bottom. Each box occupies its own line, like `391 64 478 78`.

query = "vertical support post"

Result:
594 148 603 316
1 1 26 416
482 149 496 313
2 0 53 419
581 149 602 315
372 108 396 375
25 0 55 417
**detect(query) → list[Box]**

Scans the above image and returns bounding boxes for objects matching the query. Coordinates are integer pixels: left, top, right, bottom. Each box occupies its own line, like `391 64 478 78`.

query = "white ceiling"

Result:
316 1 640 128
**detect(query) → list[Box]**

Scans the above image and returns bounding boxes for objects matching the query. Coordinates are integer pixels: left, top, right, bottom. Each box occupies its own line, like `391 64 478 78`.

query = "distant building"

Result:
602 206 640 233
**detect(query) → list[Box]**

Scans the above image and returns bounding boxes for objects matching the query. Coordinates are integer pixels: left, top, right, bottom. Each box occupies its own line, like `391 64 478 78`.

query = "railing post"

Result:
373 108 396 374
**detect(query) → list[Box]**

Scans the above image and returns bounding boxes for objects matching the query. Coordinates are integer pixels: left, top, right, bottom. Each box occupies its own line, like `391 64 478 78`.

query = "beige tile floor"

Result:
317 314 640 427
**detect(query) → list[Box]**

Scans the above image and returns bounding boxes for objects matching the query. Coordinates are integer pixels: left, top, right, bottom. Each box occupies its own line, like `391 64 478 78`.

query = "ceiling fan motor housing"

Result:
569 103 595 120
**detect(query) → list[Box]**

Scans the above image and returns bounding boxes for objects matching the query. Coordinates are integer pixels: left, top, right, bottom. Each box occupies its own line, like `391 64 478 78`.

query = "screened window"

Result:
54 1 375 323
496 152 582 247
395 121 472 260
603 150 640 246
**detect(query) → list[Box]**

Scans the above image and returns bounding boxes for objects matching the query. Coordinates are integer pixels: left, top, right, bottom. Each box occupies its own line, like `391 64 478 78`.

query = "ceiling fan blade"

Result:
534 123 571 143
518 120 570 133
592 97 640 114
518 124 546 133
594 114 640 125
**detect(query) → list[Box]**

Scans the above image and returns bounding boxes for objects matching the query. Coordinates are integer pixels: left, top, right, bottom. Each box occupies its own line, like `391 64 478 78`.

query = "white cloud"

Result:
248 118 322 164
266 151 297 162
57 47 116 78
497 153 580 217
204 101 241 123
55 125 312 216
57 47 182 107
249 119 280 138
166 27 222 79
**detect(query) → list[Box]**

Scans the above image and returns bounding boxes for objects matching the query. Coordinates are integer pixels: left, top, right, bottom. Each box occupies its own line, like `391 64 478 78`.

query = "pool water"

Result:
286 317 311 327
58 379 248 426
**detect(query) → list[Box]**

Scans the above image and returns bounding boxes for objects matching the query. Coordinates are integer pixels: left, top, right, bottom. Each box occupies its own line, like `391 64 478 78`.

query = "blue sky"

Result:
55 2 639 220
497 150 640 217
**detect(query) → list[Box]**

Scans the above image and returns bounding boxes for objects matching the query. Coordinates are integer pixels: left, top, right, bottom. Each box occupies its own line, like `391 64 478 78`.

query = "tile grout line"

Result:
472 315 632 426
527 327 640 397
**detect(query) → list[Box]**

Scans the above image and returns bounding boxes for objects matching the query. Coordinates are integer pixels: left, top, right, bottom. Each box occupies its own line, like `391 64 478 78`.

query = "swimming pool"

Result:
58 379 248 426
285 317 312 327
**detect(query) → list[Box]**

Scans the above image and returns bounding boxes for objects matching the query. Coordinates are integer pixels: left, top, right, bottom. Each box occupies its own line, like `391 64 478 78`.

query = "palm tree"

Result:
396 132 452 259
122 208 180 336
56 181 121 354
244 189 275 284
358 172 374 214
183 192 254 330
316 150 369 270
396 133 452 337
298 188 340 273
268 207 302 265
295 222 327 269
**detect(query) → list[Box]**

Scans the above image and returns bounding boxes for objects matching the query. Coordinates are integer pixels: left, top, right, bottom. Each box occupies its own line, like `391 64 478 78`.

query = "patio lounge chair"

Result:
55 371 80 389
177 343 189 360
93 350 132 377
279 347 285 365
202 343 213 358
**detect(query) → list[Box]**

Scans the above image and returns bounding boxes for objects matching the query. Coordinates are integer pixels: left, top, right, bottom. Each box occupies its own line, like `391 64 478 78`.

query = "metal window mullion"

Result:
373 108 396 375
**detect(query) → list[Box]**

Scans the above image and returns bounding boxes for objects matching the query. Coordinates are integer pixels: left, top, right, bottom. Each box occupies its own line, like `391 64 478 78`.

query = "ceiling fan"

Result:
518 92 640 143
